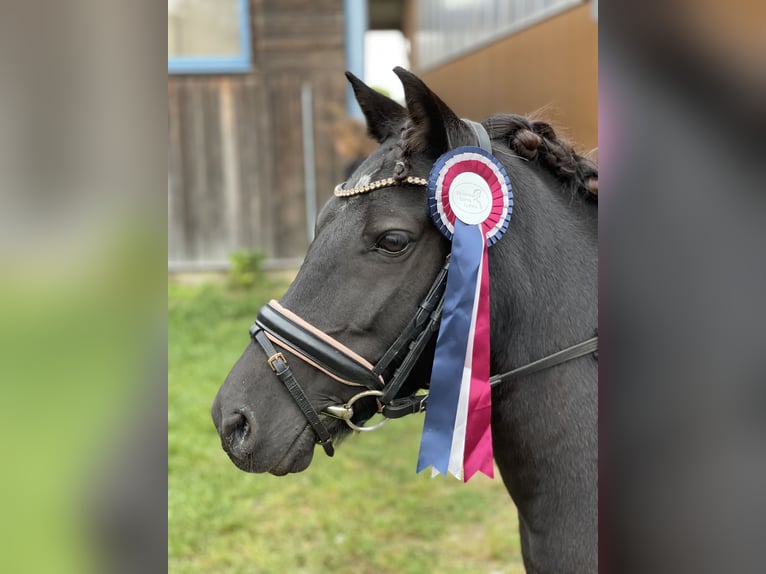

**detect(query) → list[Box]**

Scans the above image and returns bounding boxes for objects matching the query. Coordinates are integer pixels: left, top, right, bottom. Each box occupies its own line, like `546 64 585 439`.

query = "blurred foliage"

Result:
168 281 522 574
228 250 266 289
0 225 164 574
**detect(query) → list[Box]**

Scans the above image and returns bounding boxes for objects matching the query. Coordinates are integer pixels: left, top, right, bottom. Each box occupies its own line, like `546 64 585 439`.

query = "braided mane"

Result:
393 114 598 202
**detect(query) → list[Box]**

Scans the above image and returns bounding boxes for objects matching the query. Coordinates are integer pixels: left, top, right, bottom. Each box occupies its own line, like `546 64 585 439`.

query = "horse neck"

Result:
489 165 598 374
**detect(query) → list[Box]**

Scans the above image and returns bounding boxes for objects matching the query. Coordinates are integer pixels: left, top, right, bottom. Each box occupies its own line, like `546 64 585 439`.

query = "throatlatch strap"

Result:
252 329 335 457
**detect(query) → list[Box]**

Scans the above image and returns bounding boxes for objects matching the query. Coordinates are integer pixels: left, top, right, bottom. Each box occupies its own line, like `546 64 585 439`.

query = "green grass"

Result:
169 276 523 574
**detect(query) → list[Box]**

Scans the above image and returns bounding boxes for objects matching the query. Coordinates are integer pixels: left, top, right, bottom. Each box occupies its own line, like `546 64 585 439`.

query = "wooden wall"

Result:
410 3 598 154
168 0 347 268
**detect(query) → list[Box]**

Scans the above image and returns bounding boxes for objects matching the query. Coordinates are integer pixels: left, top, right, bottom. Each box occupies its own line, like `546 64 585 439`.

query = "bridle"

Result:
250 117 597 456
250 257 449 456
249 256 598 457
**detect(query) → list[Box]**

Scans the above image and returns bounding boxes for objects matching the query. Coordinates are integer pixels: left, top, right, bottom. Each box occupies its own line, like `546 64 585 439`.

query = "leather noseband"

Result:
254 301 384 391
249 258 450 452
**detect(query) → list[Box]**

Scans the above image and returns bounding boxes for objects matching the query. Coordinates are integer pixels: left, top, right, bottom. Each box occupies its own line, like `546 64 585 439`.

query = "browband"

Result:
253 301 384 391
333 119 491 198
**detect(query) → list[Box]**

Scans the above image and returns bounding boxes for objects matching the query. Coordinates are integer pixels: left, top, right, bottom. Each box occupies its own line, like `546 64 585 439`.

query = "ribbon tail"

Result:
447 250 483 479
417 220 483 476
463 244 494 481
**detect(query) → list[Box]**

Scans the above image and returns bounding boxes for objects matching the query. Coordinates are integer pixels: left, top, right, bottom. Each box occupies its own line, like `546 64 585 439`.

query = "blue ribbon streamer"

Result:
417 220 485 474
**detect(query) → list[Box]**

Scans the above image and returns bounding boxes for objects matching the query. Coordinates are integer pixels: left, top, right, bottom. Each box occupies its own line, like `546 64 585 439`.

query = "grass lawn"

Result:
169 276 523 574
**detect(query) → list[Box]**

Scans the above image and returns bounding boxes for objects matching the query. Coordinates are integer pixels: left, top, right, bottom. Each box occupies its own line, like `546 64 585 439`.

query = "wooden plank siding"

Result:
168 0 346 268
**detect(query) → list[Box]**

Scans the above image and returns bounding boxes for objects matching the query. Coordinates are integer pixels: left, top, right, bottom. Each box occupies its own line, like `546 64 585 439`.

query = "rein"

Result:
250 256 598 455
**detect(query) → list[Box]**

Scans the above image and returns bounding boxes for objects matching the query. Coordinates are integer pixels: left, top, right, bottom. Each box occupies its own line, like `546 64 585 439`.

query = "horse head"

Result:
212 68 483 474
212 66 599 571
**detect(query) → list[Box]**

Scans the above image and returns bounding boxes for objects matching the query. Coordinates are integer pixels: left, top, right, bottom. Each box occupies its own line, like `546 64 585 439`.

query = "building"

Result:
167 1 597 270
405 0 598 153
367 1 597 152
168 0 349 270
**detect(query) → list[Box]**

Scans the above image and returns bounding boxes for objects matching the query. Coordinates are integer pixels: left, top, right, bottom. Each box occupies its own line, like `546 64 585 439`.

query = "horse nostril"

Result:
221 412 251 448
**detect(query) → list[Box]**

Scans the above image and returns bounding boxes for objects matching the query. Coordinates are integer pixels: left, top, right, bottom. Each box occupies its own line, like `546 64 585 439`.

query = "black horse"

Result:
212 68 598 572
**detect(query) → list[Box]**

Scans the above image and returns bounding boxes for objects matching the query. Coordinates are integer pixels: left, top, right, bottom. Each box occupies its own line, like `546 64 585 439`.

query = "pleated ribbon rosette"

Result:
417 146 513 482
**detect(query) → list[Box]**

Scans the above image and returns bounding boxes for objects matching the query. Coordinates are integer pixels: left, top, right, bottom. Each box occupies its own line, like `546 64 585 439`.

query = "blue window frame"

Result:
168 0 251 74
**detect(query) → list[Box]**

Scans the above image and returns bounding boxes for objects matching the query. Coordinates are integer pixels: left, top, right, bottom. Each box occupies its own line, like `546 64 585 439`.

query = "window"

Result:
168 0 251 74
415 0 584 71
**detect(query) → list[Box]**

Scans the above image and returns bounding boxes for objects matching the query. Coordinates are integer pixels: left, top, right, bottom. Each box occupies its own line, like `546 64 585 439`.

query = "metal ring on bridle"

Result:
323 390 390 432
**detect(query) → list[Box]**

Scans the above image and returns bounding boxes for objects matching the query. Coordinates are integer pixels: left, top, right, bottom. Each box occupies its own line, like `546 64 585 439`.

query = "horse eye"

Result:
375 231 410 255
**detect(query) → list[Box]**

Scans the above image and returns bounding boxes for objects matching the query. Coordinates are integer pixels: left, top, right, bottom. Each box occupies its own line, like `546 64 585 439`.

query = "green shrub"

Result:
228 250 265 289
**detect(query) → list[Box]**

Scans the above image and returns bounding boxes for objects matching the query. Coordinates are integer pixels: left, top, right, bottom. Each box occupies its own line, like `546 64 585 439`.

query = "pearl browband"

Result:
333 120 491 198
333 175 428 198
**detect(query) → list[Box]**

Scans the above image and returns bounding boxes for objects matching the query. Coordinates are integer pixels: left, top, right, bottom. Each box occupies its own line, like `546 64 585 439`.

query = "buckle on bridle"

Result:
267 352 287 371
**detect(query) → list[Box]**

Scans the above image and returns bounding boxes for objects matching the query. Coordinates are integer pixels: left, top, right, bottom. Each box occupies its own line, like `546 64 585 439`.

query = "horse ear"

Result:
345 71 407 143
393 66 473 158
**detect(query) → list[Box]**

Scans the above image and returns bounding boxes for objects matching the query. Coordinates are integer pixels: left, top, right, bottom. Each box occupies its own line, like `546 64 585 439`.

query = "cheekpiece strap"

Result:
251 328 335 457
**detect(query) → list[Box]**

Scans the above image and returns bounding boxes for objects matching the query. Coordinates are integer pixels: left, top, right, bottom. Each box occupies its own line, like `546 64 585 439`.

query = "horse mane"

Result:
393 113 598 202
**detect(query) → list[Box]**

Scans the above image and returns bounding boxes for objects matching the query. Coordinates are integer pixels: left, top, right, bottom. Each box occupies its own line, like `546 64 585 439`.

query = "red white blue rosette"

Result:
428 147 513 246
417 146 513 482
